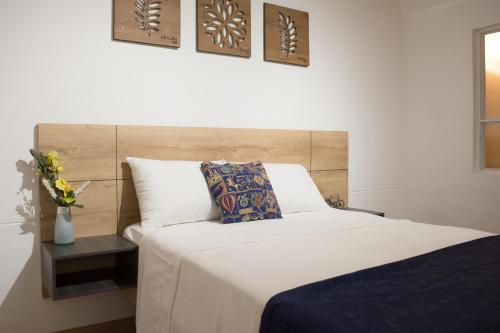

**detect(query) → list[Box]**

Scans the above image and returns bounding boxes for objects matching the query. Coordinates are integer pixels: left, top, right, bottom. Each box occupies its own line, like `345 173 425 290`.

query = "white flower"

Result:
42 178 57 200
74 180 90 198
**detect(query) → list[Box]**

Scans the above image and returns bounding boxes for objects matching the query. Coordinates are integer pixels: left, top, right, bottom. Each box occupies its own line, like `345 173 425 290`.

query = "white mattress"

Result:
128 209 493 333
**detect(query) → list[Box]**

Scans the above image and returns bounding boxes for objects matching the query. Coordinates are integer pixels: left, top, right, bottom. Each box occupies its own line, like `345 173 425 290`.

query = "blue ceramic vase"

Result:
54 207 74 245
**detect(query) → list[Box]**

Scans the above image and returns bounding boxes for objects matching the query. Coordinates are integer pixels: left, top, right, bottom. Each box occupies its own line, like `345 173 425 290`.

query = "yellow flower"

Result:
48 159 64 173
46 151 63 173
55 178 73 196
47 151 59 162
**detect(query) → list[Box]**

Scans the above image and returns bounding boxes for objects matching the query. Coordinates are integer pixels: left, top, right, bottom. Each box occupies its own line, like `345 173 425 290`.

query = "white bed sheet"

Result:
123 223 143 245
132 209 493 333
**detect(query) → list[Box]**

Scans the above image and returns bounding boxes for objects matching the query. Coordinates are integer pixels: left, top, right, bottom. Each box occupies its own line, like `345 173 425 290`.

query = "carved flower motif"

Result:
203 0 247 48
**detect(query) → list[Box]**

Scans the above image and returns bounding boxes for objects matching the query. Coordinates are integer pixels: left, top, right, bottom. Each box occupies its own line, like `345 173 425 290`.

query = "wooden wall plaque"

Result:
197 0 251 58
264 3 309 66
113 0 180 48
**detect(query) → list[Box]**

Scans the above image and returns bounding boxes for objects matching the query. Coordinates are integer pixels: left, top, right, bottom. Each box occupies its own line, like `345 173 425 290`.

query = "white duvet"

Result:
134 209 492 333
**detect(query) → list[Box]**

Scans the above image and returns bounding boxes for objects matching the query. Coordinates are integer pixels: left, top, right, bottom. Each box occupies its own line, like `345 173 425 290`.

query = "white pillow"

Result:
263 163 329 214
127 158 220 228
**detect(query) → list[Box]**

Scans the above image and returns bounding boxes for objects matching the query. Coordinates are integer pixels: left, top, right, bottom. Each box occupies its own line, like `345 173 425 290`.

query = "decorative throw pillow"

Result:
200 161 282 223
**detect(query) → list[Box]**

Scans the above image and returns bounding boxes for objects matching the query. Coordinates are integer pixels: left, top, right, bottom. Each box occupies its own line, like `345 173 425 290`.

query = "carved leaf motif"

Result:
135 0 162 37
279 12 298 57
203 0 247 49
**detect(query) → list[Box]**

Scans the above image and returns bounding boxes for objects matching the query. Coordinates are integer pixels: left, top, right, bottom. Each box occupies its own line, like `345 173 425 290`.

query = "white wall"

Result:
0 0 404 331
401 0 459 16
403 0 500 233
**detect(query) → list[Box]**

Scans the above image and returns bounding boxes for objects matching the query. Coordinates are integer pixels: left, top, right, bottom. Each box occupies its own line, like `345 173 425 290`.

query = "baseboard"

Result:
55 317 135 333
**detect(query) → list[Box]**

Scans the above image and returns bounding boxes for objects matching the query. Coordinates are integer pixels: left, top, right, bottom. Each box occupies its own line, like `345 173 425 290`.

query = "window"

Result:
474 25 500 170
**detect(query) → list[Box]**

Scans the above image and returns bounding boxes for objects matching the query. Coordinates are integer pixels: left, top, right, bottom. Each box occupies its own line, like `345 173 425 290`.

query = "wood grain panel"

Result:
37 124 116 181
311 131 348 171
40 181 117 241
117 180 141 235
311 170 348 206
37 124 348 238
117 126 311 179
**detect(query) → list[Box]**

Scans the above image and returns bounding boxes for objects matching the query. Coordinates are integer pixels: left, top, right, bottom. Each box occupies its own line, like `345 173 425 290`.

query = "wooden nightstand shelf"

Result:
340 207 385 217
42 235 138 300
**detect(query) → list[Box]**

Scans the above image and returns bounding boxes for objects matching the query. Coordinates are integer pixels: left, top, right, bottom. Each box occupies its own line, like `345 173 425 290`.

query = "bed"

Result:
35 124 500 332
124 209 496 333
125 209 498 333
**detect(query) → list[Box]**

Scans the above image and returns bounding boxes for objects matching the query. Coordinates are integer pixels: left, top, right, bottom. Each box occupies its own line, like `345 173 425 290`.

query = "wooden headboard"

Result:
37 124 348 241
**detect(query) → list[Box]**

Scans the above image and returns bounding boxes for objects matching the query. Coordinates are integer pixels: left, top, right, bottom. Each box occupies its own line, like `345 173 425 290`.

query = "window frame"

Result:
473 23 500 172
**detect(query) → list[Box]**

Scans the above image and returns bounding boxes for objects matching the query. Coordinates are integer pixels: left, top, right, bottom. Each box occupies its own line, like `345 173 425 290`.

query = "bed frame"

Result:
36 123 348 241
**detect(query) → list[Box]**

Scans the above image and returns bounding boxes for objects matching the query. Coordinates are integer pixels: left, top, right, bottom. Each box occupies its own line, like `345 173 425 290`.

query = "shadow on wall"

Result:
0 133 135 332
0 155 44 330
15 159 37 234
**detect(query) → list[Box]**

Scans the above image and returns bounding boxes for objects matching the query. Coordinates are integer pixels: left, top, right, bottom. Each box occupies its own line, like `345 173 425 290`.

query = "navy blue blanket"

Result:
260 235 500 333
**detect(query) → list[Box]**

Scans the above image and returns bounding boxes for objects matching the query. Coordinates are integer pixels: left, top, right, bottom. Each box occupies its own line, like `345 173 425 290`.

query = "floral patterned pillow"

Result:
200 161 282 223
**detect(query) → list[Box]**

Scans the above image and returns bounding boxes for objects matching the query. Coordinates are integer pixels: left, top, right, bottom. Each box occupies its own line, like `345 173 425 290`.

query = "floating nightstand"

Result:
340 207 385 217
42 234 138 300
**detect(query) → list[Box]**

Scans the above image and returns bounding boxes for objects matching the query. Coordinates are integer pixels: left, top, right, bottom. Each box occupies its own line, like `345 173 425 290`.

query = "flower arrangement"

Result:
30 149 90 208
